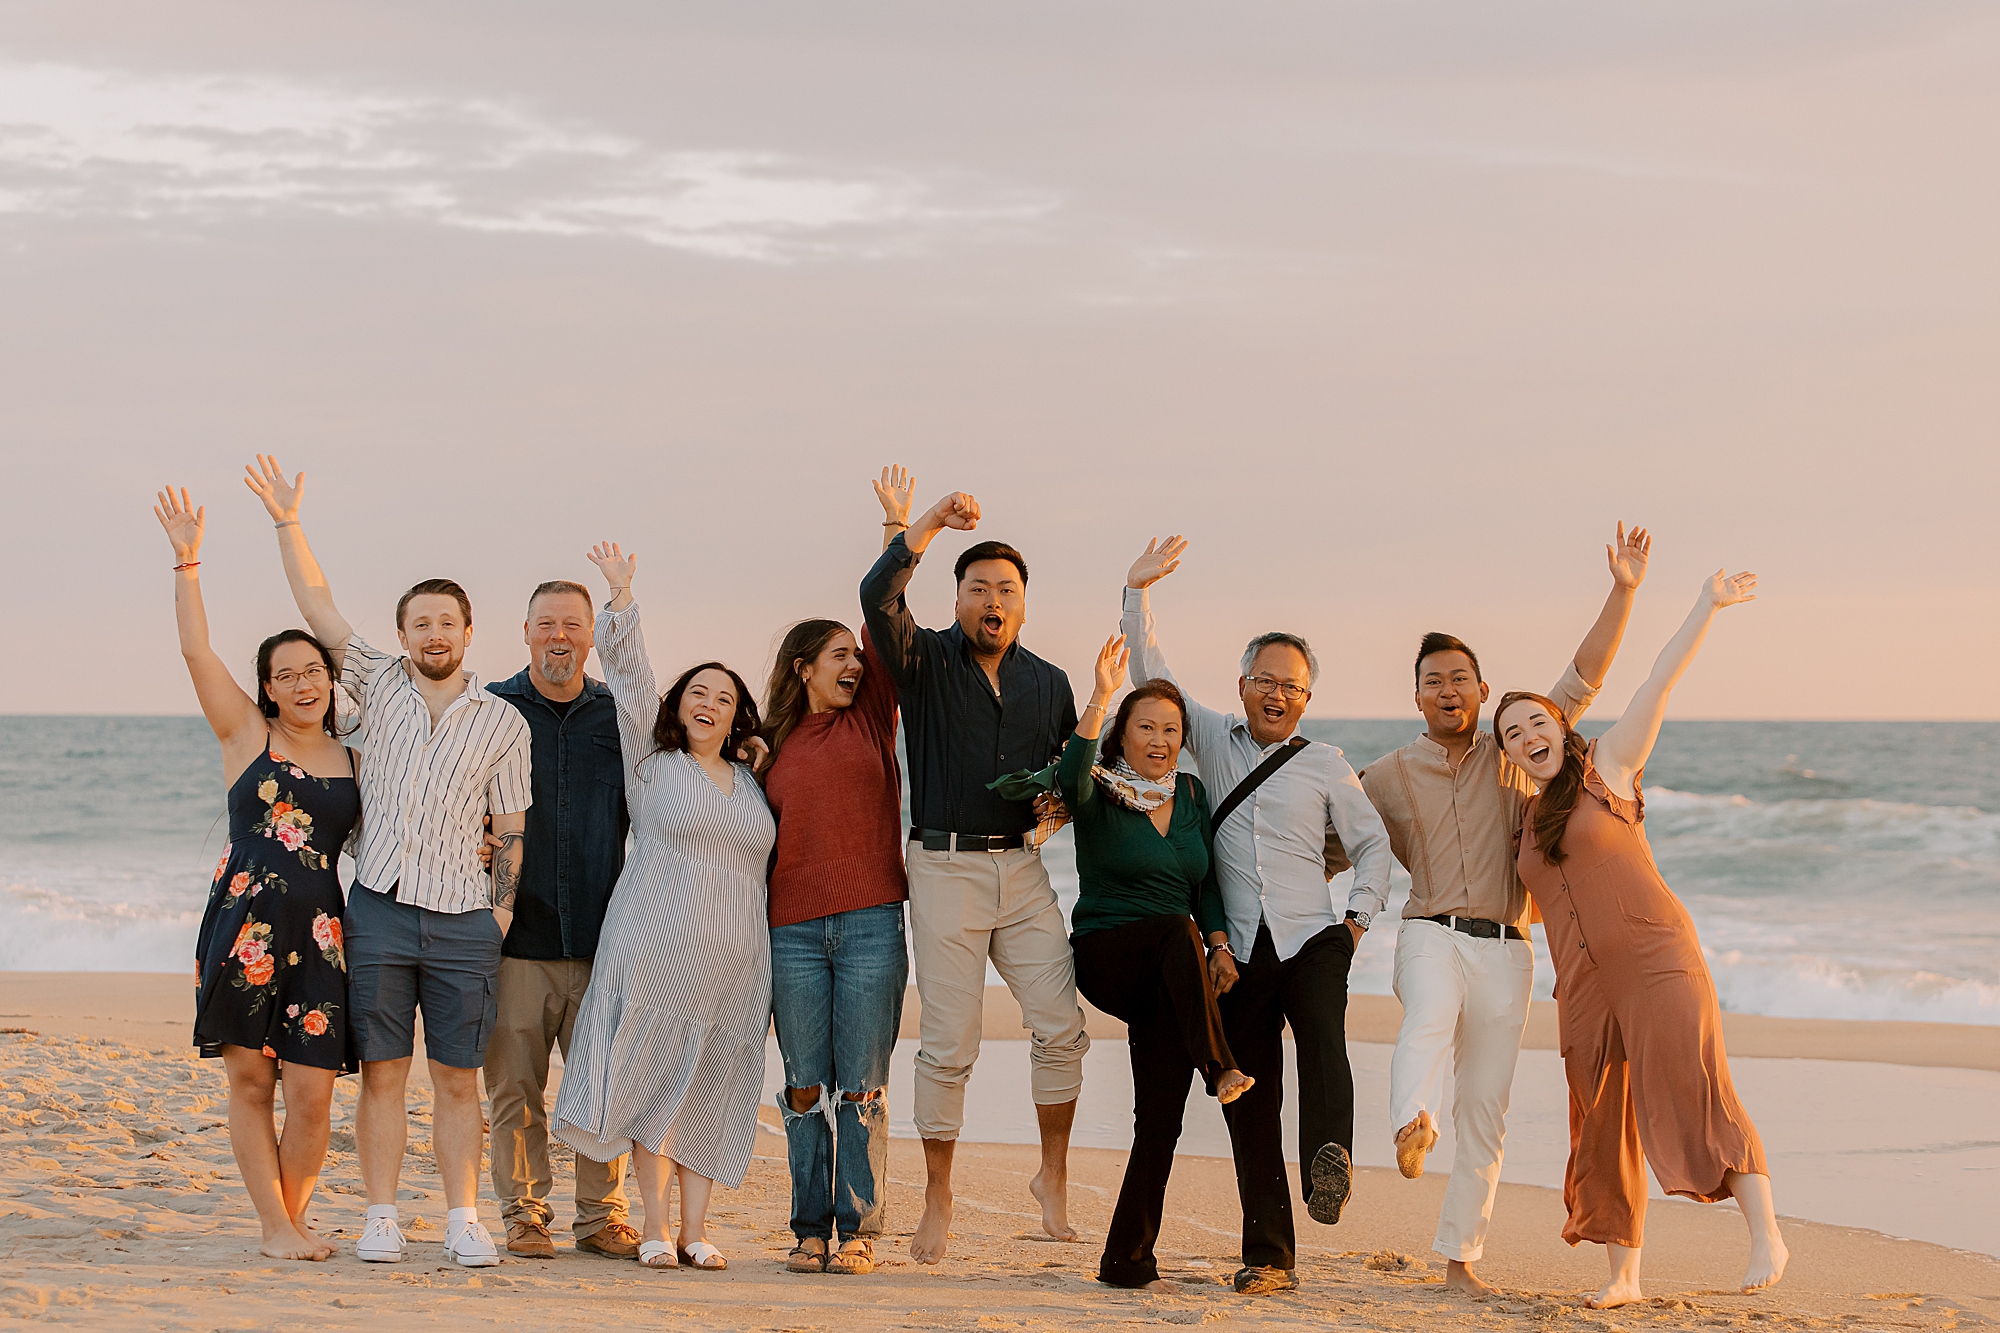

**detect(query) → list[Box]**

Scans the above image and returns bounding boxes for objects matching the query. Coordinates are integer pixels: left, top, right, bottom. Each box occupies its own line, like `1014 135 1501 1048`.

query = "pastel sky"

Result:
4 2 1994 720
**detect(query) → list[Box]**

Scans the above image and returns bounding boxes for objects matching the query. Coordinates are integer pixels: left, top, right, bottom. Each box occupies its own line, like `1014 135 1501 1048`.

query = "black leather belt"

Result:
911 829 1026 853
1423 913 1527 942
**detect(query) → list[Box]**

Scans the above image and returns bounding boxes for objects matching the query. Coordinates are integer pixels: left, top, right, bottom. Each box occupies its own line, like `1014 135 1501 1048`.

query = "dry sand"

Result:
4 974 1998 1331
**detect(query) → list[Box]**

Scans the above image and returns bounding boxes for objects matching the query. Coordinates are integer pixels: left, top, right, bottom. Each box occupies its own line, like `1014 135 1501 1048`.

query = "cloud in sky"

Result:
0 58 1057 261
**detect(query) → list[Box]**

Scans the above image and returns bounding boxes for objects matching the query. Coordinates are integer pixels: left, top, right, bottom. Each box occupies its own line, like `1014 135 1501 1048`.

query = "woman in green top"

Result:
1061 633 1254 1291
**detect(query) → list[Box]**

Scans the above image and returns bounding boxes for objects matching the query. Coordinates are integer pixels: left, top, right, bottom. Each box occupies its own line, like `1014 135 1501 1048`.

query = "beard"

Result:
538 651 578 685
412 649 464 682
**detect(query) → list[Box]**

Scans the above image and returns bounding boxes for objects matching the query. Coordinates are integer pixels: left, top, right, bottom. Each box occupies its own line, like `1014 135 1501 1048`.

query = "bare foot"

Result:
911 1187 953 1264
1743 1235 1789 1293
260 1224 331 1261
294 1220 336 1260
1142 1278 1174 1292
1395 1110 1438 1179
1029 1167 1075 1242
1445 1260 1495 1295
1586 1276 1644 1310
1216 1070 1255 1106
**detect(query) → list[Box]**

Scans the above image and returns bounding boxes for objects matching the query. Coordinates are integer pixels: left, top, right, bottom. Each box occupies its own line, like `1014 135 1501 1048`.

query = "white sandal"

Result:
637 1240 678 1268
677 1239 728 1270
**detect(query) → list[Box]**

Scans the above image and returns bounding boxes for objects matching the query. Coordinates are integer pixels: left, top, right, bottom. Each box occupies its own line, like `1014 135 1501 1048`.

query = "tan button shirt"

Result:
1359 663 1599 930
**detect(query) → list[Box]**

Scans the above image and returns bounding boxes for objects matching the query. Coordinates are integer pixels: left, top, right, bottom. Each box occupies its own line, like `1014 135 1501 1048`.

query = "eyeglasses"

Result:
271 665 329 688
1245 675 1308 702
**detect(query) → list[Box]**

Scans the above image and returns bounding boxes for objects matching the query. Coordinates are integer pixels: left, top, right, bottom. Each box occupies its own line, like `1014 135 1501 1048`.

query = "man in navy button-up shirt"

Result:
481 580 638 1262
861 488 1087 1265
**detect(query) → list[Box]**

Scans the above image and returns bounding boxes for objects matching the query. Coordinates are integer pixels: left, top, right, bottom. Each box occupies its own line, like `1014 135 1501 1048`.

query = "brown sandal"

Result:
786 1238 829 1273
827 1238 875 1275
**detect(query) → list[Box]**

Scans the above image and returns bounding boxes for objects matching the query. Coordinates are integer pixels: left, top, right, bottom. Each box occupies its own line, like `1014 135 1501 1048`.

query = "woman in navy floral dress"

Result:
159 485 361 1262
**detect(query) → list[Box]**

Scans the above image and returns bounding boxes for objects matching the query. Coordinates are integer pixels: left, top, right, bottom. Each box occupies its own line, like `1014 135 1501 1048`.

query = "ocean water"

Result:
3 716 1997 1028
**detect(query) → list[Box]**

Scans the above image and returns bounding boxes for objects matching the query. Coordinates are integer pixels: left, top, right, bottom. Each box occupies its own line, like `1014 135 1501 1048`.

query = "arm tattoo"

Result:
490 832 525 913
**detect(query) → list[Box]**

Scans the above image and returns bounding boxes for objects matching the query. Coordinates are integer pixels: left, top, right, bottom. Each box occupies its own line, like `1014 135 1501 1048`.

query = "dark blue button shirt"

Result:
861 534 1079 836
486 670 629 960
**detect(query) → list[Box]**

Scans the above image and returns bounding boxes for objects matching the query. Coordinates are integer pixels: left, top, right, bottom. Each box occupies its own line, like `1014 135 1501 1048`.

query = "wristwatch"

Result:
1345 910 1372 931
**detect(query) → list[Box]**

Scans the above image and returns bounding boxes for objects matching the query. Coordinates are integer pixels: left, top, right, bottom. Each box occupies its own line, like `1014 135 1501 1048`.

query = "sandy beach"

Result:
4 973 1998 1330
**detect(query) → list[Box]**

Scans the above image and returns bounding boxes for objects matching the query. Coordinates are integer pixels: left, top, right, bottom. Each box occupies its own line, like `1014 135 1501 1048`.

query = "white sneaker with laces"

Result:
357 1214 406 1263
446 1218 502 1267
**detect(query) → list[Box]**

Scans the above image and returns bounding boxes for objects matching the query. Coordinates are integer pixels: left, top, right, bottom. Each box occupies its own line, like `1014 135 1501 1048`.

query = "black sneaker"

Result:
1306 1142 1353 1225
1233 1265 1299 1295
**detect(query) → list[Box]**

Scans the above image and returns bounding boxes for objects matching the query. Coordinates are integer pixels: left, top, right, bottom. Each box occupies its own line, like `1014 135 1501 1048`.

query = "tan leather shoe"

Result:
575 1220 642 1259
505 1220 555 1258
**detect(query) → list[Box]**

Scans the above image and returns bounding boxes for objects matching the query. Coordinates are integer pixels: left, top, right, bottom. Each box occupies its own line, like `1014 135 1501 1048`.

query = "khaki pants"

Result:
1389 919 1534 1263
907 845 1089 1139
485 957 629 1237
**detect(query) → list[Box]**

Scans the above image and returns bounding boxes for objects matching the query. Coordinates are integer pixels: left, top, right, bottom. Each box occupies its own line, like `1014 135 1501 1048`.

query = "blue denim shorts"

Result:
344 882 503 1068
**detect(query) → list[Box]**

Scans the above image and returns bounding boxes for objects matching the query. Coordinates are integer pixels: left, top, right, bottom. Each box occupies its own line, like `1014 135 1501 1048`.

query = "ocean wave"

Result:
1644 785 2000 861
1708 952 2000 1027
0 874 202 973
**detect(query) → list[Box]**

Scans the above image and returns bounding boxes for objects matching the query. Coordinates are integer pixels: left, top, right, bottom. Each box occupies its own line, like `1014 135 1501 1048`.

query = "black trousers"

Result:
1072 913 1237 1288
1218 919 1356 1272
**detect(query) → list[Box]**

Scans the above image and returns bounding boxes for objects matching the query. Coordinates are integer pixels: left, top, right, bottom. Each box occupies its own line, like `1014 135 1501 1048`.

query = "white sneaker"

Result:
357 1214 406 1263
445 1218 502 1267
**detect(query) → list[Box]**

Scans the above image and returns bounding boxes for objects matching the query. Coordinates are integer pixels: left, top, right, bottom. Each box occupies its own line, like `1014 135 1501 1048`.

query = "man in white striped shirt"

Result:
248 456 531 1270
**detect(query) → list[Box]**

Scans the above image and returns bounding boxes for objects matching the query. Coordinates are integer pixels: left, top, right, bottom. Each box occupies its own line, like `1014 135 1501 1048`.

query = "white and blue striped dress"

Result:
552 601 775 1186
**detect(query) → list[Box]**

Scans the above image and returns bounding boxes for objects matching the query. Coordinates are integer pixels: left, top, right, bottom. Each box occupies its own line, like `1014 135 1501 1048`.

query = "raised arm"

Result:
1595 569 1758 792
155 487 264 752
1119 536 1230 759
1566 523 1652 694
586 541 657 771
859 488 978 688
243 454 354 664
1056 634 1126 807
873 463 916 553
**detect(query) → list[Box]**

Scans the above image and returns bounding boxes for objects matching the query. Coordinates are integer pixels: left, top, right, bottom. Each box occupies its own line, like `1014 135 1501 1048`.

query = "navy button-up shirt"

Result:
486 670 629 960
861 534 1079 836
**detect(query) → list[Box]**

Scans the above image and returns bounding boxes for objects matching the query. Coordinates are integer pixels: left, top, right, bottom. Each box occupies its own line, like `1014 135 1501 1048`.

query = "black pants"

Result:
1072 914 1237 1288
1218 919 1356 1271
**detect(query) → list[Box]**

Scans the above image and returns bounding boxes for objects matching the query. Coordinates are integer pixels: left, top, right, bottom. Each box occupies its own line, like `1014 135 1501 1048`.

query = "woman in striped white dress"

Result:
552 542 776 1271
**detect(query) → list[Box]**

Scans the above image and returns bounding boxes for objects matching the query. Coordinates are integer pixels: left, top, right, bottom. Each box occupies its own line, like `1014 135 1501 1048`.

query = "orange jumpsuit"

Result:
1516 745 1768 1248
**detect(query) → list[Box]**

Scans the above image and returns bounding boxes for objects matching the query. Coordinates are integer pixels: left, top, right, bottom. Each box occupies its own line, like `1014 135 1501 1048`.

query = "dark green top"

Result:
1057 732 1228 940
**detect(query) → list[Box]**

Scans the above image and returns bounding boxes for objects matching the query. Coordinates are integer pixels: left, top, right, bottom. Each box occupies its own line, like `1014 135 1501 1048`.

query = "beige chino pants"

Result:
906 845 1089 1139
1389 918 1535 1263
485 957 629 1238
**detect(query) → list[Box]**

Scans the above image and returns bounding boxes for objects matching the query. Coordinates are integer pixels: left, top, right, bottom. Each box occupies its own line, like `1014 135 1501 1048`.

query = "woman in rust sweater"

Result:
758 466 916 1277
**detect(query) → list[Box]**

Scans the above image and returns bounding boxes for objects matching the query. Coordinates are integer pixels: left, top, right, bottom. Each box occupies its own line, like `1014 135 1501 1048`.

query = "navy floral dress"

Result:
193 736 361 1071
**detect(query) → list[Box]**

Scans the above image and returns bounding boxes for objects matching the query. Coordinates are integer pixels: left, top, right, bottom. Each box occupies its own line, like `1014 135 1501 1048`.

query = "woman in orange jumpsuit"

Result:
1495 568 1785 1310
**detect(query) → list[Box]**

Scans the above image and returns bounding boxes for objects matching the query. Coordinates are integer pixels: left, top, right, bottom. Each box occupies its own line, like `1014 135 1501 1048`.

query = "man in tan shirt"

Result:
1359 524 1651 1295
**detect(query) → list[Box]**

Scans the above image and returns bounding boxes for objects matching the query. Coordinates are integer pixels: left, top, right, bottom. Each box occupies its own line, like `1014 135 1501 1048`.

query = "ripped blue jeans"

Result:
770 902 908 1241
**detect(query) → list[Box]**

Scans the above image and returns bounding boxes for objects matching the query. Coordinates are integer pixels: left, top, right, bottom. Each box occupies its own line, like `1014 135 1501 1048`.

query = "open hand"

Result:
925 491 981 532
154 486 204 564
874 465 916 526
587 541 637 590
1606 522 1651 590
1127 535 1188 590
1703 569 1758 608
737 733 772 773
1092 633 1129 701
243 454 304 523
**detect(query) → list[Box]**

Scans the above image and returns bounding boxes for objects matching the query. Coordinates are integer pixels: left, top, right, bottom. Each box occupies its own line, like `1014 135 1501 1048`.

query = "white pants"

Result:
1389 917 1534 1263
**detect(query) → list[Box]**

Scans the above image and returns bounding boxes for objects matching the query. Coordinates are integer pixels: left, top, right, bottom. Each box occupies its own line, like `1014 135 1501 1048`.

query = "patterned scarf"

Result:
1091 756 1179 813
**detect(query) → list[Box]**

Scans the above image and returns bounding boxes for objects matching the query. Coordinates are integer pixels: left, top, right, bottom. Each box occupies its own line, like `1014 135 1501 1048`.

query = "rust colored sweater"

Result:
762 626 909 928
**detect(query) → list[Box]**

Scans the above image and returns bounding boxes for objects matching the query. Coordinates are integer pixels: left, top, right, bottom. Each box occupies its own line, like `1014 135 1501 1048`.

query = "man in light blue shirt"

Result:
1120 537 1393 1296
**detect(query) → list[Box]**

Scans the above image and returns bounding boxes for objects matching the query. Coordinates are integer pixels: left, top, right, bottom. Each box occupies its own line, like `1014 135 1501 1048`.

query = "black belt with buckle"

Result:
1424 913 1528 942
911 828 1026 853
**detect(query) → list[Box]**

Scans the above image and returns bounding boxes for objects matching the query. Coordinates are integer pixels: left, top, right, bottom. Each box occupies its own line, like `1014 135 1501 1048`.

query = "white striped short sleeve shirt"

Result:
341 631 533 914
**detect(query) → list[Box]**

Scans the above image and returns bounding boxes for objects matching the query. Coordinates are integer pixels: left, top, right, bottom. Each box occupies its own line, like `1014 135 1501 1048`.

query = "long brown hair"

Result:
1494 690 1590 865
1101 680 1188 767
760 619 853 764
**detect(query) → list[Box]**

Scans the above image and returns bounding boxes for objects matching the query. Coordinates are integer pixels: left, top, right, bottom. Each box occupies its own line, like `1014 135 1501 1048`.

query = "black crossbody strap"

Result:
1211 736 1309 830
